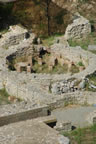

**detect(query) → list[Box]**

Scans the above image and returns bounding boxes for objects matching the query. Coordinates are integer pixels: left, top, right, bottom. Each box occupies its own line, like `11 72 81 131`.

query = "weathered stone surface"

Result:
88 45 96 51
54 121 71 132
0 25 96 113
87 111 96 125
58 135 70 144
64 14 91 40
0 117 70 144
1 25 28 47
0 25 36 48
78 79 86 89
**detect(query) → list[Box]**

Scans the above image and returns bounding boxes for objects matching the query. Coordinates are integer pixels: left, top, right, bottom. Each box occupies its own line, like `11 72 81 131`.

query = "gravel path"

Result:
52 106 96 128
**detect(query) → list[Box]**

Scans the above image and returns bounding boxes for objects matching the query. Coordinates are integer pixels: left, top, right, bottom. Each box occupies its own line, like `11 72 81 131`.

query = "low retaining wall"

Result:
48 91 96 110
0 91 96 127
0 105 49 126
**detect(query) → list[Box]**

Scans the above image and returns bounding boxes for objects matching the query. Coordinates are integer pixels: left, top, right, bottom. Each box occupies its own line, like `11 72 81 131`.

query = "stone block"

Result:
48 65 53 71
59 58 65 66
15 62 27 72
64 14 91 40
38 58 43 65
27 65 32 73
49 57 58 67
27 56 33 67
54 121 71 132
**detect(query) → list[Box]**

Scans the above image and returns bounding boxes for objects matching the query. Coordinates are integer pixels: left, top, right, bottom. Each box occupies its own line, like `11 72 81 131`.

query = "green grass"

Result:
68 39 89 50
0 88 10 105
51 63 68 74
85 74 96 92
63 124 96 144
32 56 79 74
70 65 79 74
68 32 96 51
42 33 63 46
33 62 68 74
77 61 84 67
0 88 21 105
89 50 96 54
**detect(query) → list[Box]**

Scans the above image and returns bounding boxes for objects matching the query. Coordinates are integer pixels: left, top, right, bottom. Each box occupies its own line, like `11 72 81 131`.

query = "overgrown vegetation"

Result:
32 55 69 74
63 124 96 144
70 65 79 74
77 61 84 67
10 52 80 74
68 32 96 51
85 74 96 92
0 88 10 105
0 88 21 105
42 33 63 46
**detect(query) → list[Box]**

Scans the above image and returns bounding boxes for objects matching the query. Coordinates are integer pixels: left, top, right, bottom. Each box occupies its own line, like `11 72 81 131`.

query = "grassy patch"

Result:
77 61 84 67
68 32 96 50
32 54 79 74
63 124 96 144
51 63 68 74
70 65 79 74
42 33 63 46
85 74 96 92
68 39 89 50
0 88 21 105
0 88 10 105
32 62 68 74
89 50 96 54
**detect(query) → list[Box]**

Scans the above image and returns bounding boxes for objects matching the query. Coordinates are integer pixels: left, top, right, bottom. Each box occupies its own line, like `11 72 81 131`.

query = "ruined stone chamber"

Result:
0 24 96 106
5 32 96 99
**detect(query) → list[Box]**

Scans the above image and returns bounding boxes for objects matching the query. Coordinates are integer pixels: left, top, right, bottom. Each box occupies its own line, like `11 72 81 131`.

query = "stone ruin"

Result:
0 23 96 104
0 20 96 143
87 110 96 125
0 3 95 144
6 42 86 75
64 14 91 40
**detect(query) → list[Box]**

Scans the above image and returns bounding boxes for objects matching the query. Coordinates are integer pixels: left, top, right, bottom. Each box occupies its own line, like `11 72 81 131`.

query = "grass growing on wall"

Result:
42 33 63 46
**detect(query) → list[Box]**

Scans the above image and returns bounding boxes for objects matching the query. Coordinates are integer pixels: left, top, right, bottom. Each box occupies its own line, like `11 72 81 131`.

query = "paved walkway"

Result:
52 106 96 128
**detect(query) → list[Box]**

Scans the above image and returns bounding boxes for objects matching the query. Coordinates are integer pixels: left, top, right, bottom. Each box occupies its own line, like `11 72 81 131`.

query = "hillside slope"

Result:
0 0 96 36
12 0 72 36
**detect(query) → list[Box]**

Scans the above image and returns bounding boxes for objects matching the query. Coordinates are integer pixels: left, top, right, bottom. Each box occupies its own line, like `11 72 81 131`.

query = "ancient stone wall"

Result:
0 90 96 127
0 104 48 126
1 25 29 48
64 15 91 40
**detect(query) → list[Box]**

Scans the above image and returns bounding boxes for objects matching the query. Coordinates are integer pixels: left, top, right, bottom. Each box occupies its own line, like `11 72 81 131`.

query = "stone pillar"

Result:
38 58 43 65
27 56 33 67
16 65 22 73
27 65 32 73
